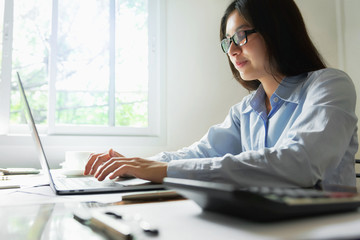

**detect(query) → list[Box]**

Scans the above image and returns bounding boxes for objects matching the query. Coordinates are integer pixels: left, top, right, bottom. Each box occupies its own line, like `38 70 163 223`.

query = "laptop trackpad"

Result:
115 178 151 186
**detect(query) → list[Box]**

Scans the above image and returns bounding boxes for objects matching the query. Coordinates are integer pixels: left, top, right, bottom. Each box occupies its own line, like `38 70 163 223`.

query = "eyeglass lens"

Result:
221 31 247 53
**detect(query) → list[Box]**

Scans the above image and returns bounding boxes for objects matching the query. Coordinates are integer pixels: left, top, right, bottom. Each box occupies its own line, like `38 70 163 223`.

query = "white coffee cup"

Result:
61 151 93 170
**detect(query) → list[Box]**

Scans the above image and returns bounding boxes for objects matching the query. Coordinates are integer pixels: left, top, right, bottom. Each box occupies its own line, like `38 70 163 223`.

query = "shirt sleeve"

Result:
154 69 358 188
149 105 243 161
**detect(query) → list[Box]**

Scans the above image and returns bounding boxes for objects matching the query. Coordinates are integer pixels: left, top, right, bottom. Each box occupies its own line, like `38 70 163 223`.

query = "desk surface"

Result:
2 175 360 240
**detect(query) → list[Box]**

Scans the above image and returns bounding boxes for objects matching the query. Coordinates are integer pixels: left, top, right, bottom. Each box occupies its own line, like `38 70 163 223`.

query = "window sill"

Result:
0 134 166 168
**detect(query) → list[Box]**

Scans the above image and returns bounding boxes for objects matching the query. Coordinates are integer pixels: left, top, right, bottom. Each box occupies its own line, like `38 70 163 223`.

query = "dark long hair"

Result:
220 0 326 91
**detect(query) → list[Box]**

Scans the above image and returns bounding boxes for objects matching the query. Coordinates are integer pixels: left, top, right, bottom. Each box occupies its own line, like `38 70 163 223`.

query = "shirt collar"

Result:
275 73 308 103
250 72 308 105
243 72 309 115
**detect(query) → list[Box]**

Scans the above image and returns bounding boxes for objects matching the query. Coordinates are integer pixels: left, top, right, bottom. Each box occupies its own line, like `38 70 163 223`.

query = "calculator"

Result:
163 177 360 222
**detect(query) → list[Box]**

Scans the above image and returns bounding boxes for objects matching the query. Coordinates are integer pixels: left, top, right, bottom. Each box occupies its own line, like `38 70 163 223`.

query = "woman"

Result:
84 0 358 189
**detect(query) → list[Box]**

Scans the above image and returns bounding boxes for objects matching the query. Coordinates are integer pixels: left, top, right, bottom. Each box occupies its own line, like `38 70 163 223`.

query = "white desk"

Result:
1 175 360 240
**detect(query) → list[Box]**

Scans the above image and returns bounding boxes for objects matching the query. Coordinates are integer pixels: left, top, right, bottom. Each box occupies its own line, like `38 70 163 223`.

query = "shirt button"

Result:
273 97 279 103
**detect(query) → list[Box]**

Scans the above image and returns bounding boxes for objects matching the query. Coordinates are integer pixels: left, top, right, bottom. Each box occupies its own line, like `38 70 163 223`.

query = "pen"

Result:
0 168 40 175
0 184 20 189
122 190 182 201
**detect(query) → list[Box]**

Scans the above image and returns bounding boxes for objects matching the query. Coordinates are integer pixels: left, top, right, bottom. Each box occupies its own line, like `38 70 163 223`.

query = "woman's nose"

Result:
228 41 242 56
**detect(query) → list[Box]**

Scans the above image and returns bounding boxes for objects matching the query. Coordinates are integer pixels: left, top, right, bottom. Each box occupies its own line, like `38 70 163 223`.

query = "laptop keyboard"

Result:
55 177 120 190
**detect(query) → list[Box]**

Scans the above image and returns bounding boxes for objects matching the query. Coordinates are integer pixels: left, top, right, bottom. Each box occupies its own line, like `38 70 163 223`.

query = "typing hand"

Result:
94 157 168 184
83 149 124 176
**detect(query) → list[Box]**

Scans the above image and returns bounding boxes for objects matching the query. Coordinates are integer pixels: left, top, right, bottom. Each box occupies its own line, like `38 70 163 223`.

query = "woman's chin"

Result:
239 72 256 81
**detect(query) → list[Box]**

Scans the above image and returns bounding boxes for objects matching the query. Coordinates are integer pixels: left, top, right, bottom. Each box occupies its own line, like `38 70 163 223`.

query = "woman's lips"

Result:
235 60 248 68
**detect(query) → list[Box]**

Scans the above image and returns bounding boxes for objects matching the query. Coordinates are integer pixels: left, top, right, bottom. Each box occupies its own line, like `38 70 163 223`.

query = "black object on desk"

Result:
164 177 360 222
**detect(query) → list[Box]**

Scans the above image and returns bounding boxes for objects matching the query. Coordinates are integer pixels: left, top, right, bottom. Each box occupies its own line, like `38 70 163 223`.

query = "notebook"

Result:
16 72 164 195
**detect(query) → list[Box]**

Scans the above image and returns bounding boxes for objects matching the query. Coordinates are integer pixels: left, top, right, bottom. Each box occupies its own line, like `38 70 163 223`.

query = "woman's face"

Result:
225 10 269 82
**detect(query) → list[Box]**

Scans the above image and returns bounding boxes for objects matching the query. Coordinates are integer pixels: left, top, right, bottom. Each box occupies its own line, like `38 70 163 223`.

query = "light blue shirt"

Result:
152 68 358 188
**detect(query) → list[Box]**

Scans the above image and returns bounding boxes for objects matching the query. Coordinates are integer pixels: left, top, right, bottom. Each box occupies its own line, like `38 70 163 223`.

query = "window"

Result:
0 0 163 136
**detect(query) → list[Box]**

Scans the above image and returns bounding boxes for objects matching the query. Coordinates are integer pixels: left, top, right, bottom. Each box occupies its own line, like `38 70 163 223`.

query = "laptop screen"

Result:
16 72 57 191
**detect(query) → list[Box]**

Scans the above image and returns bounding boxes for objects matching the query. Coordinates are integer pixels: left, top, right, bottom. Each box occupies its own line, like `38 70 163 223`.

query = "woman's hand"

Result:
84 149 167 183
83 148 123 176
94 157 167 183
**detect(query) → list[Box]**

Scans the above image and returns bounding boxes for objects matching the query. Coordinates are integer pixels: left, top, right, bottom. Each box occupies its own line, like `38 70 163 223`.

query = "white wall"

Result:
343 0 360 159
295 0 339 68
164 0 245 152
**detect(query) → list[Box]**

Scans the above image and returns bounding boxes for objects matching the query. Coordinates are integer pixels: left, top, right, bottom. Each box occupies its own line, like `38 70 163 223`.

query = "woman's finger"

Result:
84 152 103 175
109 148 124 158
96 160 134 181
89 152 112 175
94 157 123 178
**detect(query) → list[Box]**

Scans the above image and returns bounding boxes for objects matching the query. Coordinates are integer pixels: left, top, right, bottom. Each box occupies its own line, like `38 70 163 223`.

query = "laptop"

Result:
16 72 164 195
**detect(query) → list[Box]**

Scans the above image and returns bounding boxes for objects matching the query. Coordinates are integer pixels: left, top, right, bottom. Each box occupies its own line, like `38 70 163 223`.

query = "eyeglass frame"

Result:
221 29 257 53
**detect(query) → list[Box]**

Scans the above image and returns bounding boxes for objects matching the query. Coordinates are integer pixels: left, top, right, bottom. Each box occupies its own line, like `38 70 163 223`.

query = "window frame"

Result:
0 0 166 141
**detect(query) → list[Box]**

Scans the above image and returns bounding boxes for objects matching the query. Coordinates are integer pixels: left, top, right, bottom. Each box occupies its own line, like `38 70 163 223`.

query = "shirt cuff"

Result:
166 158 219 181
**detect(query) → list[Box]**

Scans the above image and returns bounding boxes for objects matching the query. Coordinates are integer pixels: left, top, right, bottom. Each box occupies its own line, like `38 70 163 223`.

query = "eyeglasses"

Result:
221 29 257 53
